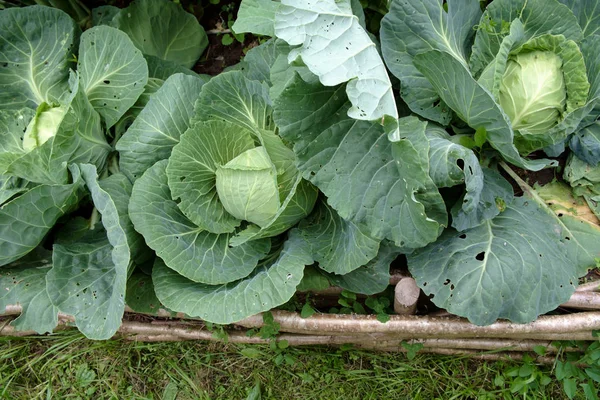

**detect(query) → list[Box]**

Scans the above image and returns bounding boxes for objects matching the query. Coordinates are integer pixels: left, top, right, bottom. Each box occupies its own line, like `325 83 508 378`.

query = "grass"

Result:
0 330 577 399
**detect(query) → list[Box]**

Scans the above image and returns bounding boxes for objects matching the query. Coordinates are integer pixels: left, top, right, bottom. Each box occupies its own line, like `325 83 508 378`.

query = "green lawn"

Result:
0 330 576 399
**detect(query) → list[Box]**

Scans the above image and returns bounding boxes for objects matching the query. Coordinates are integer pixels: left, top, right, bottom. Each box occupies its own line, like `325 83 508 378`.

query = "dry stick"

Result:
117 321 580 354
358 347 561 365
576 280 600 292
0 319 586 353
394 277 420 315
562 291 600 309
237 310 600 338
3 304 600 340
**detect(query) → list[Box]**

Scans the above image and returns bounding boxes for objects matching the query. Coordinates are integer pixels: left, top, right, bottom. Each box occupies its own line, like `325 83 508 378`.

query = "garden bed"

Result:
3 278 600 363
1 0 600 381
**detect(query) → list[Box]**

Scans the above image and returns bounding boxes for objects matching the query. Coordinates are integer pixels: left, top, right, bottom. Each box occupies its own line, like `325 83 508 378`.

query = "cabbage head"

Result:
498 50 566 135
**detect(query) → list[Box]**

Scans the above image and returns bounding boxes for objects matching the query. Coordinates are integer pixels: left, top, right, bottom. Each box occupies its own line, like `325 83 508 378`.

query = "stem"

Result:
89 207 99 230
107 154 120 176
499 161 537 198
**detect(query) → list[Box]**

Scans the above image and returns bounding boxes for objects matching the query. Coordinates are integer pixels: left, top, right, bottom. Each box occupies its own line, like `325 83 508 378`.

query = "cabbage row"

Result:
1 0 600 339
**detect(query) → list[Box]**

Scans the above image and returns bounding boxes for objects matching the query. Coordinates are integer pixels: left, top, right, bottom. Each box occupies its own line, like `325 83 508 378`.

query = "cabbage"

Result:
499 51 566 135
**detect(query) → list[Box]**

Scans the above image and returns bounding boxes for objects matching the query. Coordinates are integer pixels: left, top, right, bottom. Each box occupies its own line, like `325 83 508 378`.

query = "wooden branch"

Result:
237 310 600 339
576 280 600 292
393 277 420 315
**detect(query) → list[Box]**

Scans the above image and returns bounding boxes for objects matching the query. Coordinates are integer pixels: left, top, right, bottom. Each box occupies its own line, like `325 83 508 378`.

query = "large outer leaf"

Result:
113 0 208 68
274 0 398 136
130 160 270 285
0 6 78 109
46 166 138 339
78 26 148 128
240 39 287 85
325 241 401 295
413 50 554 171
469 0 582 78
192 71 274 133
48 235 117 339
380 0 481 125
0 258 57 334
582 35 600 104
116 73 206 181
558 0 600 38
275 76 445 248
0 175 83 267
536 181 600 276
408 197 577 325
232 0 279 36
166 121 254 233
152 229 312 324
297 199 379 275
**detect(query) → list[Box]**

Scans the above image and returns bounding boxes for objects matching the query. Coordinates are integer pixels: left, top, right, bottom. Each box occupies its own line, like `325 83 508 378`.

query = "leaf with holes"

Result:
408 197 577 325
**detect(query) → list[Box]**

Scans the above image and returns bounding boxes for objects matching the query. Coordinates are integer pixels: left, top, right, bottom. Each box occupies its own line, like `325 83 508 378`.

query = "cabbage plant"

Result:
380 0 600 163
124 65 408 323
0 0 210 339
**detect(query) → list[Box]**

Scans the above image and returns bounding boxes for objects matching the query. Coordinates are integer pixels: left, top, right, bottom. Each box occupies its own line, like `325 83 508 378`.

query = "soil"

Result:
192 1 258 76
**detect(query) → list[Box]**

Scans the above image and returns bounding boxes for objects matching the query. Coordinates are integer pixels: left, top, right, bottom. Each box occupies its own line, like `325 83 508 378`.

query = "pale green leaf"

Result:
232 0 279 36
216 146 280 228
275 0 398 135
